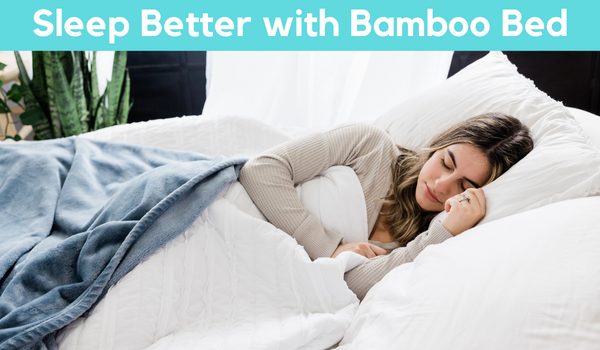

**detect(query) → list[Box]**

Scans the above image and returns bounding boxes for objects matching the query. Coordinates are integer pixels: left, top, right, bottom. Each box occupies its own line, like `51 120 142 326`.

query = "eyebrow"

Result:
447 148 481 188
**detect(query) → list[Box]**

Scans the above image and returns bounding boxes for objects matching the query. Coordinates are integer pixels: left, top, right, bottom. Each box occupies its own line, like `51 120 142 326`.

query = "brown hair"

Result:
383 113 534 246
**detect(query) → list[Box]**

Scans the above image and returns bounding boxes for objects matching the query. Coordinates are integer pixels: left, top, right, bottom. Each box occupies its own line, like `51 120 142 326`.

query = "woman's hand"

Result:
331 242 388 259
440 188 486 236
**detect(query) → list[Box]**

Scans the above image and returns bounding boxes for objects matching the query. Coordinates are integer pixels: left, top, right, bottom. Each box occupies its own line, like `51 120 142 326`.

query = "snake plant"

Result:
13 51 131 140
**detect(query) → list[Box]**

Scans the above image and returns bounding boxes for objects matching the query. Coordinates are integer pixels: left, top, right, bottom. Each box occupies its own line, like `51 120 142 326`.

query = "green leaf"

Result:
116 70 131 125
77 52 93 131
46 51 82 137
43 51 63 138
0 98 10 113
85 52 100 130
0 79 3 89
30 52 50 115
18 83 54 139
76 52 93 131
0 62 6 71
93 86 108 130
14 52 31 86
57 51 74 85
90 52 99 105
19 109 44 125
4 134 22 141
105 51 127 127
94 104 108 131
14 52 54 139
7 83 22 102
70 52 89 133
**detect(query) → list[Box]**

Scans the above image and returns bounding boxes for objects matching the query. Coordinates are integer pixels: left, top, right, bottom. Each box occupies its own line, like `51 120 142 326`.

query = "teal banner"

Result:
0 0 594 50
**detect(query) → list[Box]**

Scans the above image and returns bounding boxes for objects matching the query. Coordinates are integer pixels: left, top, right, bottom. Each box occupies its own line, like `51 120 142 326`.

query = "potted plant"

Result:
0 51 131 141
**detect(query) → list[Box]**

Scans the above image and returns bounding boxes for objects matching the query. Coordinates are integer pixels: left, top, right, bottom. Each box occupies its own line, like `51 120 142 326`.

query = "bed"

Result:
2 51 600 350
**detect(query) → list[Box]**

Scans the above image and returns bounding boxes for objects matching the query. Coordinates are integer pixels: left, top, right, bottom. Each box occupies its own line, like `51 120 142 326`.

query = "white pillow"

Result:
296 166 368 245
339 196 600 350
374 51 600 225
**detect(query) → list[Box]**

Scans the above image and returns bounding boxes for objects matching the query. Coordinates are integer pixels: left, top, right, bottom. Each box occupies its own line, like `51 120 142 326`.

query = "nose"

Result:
435 174 454 196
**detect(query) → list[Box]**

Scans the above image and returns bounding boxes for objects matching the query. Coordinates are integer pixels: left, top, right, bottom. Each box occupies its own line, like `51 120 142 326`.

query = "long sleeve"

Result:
345 219 454 300
239 124 398 260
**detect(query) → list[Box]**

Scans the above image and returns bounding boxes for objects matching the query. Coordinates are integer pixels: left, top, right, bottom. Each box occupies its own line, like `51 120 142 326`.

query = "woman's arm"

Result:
344 219 453 300
239 124 397 260
345 175 487 300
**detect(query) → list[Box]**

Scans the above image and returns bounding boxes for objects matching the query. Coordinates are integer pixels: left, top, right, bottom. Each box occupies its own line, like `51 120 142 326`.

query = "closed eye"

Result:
440 158 451 170
447 148 481 188
442 155 467 191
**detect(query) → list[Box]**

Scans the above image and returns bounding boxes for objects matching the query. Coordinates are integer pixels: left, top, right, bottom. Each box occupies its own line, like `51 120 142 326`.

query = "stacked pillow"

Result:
374 51 600 225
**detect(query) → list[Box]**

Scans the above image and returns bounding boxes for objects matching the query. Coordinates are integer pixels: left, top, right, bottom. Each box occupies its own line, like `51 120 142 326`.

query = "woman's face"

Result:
415 143 492 212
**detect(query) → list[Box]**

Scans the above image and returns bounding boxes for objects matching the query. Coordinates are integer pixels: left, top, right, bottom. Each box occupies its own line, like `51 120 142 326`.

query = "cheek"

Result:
418 158 436 182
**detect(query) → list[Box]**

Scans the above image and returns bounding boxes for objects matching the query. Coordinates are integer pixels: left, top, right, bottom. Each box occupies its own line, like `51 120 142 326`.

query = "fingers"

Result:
445 196 459 213
449 189 485 210
369 244 388 256
460 188 485 215
352 242 386 258
440 188 487 236
352 245 376 259
360 243 377 258
333 242 388 259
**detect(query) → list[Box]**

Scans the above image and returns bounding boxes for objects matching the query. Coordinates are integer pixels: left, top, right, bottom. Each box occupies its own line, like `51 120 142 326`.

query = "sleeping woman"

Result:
239 113 533 300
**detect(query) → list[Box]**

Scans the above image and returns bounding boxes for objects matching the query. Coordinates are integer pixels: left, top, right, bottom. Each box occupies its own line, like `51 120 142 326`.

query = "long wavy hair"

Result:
383 113 534 247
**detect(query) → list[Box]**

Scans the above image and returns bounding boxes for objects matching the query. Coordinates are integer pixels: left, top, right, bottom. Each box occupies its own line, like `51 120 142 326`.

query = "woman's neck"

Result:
369 209 395 243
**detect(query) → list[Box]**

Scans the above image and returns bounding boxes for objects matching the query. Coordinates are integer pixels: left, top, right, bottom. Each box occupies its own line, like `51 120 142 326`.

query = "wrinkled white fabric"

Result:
61 124 374 349
339 196 600 350
80 114 293 157
57 181 363 350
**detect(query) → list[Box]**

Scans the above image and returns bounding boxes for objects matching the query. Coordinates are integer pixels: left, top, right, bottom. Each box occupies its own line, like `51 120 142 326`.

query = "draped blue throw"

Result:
0 138 247 350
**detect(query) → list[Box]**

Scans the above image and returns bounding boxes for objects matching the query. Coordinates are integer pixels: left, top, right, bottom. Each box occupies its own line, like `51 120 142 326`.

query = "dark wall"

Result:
126 51 207 123
449 52 600 115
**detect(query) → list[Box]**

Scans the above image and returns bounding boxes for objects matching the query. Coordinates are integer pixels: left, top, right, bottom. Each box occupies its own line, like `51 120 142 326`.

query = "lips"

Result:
425 184 442 203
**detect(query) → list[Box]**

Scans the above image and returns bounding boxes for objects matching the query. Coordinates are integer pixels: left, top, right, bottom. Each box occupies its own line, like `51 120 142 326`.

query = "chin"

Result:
416 192 442 213
415 193 430 212
420 202 438 213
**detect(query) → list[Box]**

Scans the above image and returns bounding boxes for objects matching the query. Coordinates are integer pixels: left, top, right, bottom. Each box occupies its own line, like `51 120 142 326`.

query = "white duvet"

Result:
57 181 362 349
58 117 369 349
56 113 600 350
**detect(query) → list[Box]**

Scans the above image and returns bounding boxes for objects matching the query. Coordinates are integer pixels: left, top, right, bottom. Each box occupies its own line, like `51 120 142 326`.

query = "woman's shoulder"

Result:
326 123 400 154
330 123 392 138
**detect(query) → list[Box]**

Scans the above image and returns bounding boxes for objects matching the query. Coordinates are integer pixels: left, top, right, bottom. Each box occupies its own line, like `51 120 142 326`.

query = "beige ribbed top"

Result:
239 124 453 300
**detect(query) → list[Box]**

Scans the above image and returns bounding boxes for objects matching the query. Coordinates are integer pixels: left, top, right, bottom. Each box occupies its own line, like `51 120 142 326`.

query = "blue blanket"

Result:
0 138 247 350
